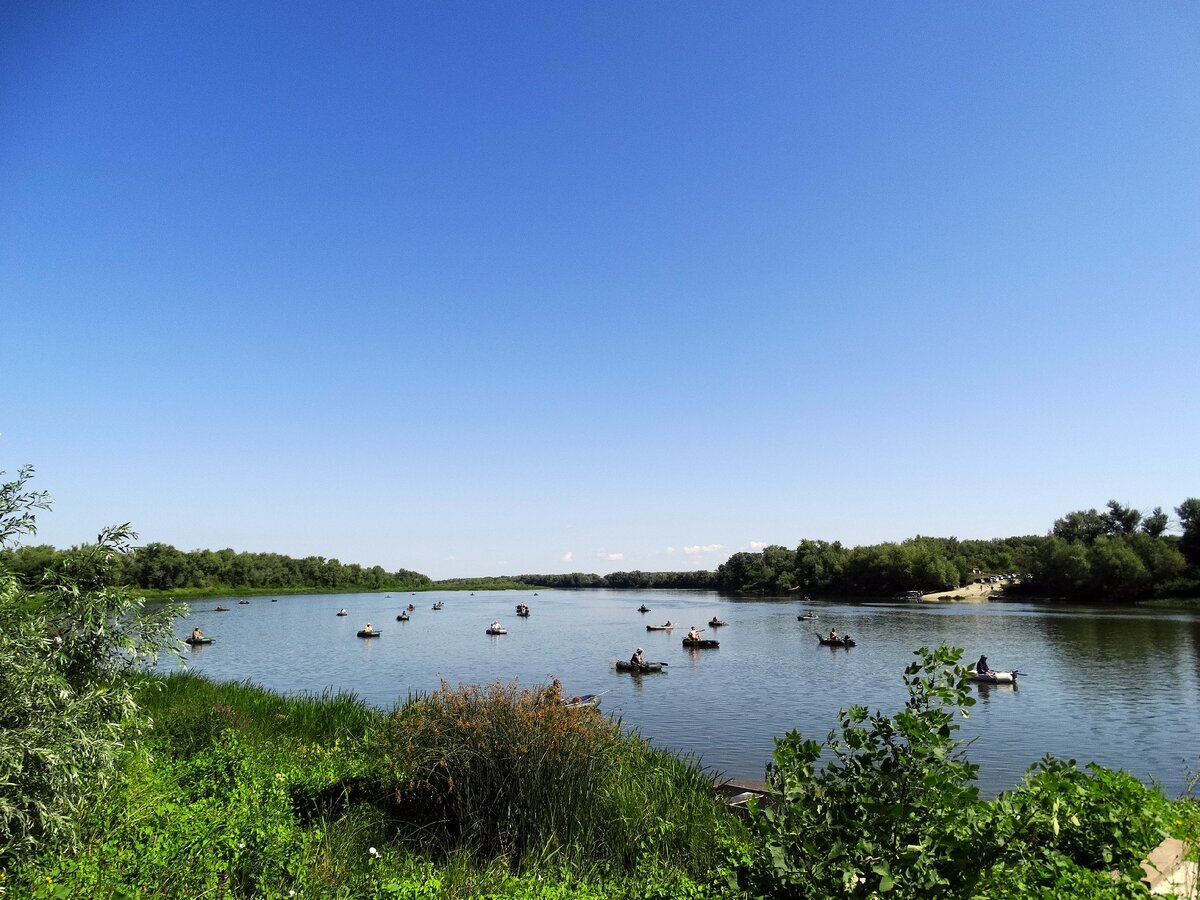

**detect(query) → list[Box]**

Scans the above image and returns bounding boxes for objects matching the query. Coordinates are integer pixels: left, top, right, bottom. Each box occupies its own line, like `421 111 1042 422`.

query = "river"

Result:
170 589 1200 797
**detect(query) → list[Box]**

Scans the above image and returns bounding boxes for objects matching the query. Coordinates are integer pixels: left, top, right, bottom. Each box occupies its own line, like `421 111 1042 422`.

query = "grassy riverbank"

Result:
5 649 1198 899
6 674 738 899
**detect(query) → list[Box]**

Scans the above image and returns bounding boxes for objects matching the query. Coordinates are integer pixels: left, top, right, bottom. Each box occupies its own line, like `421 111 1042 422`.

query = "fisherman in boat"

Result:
687 625 701 642
191 626 205 641
338 608 347 616
708 617 720 627
975 654 991 675
630 647 646 669
363 622 373 634
829 628 839 642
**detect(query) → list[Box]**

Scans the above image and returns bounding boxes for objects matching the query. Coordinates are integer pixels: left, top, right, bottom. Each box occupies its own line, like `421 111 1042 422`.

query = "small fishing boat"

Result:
615 660 665 673
432 602 443 610
184 636 213 645
238 599 250 605
336 609 348 616
646 623 674 631
637 605 651 613
357 630 381 638
708 618 727 627
816 634 856 647
271 597 277 602
797 613 818 620
516 607 530 617
486 622 507 635
969 670 1017 684
561 694 602 709
214 606 230 612
408 604 416 611
396 612 410 621
682 637 720 648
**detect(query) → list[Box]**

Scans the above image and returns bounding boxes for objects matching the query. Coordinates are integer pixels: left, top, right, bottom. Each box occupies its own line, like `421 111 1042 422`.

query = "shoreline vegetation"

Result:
3 469 1200 896
3 498 1198 604
5 653 1198 898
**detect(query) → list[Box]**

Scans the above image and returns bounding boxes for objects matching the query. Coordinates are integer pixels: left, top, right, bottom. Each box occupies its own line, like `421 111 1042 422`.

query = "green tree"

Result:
0 466 183 860
1085 536 1151 600
1103 500 1142 535
1032 537 1092 598
1141 506 1169 538
1052 509 1107 544
1177 498 1200 568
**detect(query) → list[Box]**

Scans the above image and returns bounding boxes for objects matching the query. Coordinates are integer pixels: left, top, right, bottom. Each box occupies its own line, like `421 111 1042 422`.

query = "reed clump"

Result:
378 679 730 873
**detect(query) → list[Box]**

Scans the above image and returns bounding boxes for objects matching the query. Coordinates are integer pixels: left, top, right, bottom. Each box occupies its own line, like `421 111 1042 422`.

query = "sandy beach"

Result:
918 580 1011 603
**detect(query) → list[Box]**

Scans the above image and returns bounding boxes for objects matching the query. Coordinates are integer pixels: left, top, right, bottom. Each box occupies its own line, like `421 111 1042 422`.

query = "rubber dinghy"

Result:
357 630 381 638
184 637 213 645
968 670 1017 684
561 694 602 709
682 638 719 648
615 661 665 673
815 634 856 647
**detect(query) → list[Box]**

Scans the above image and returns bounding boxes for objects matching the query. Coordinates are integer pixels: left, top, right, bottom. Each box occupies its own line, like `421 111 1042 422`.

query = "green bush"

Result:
971 757 1175 897
742 645 985 898
1 466 182 861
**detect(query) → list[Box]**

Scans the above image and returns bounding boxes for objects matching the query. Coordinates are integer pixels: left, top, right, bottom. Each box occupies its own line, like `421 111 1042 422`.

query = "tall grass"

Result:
140 671 378 751
377 680 734 875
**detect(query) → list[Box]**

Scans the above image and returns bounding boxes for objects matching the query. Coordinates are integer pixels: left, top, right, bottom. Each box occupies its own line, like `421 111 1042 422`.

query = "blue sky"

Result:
2 2 1197 579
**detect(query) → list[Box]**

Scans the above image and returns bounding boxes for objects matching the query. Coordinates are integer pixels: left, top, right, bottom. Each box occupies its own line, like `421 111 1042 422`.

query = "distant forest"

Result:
0 542 433 595
513 499 1200 601
3 499 1197 602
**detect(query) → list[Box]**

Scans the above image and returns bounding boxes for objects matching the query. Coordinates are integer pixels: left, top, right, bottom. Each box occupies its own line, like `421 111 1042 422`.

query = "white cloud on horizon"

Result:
562 551 573 562
595 551 624 561
683 543 725 555
749 541 768 549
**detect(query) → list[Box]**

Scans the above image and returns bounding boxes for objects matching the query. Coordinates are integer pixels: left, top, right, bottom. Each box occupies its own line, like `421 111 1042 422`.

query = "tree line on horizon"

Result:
512 499 1200 601
2 498 1197 602
0 541 433 594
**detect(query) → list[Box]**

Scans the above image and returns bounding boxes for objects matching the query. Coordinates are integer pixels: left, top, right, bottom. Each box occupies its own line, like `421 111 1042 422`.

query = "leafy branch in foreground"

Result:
0 466 183 861
744 645 982 898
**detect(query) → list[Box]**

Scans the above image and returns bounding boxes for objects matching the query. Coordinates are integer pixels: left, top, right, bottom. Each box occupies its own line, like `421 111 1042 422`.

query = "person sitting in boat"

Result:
829 628 839 641
687 626 701 642
708 617 721 627
338 608 347 615
975 654 991 675
363 622 373 634
630 647 646 668
191 626 205 641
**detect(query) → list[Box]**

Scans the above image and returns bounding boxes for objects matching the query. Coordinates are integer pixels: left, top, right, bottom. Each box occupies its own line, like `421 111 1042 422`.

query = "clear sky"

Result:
2 2 1197 579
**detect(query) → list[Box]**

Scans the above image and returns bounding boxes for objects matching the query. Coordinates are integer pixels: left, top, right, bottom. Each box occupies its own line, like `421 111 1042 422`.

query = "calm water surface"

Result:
170 589 1200 796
